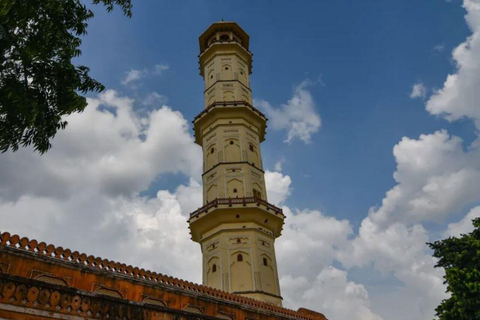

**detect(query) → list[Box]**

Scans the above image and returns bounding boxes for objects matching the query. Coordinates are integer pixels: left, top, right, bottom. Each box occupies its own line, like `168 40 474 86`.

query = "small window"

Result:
237 238 241 243
240 71 244 75
230 140 234 145
210 75 214 79
220 34 229 42
253 189 262 198
210 147 215 154
249 145 254 152
263 257 268 266
237 254 243 262
233 188 238 193
212 264 217 273
225 67 229 70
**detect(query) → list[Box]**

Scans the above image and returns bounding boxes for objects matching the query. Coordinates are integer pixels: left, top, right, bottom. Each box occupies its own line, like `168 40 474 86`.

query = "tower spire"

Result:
188 22 285 306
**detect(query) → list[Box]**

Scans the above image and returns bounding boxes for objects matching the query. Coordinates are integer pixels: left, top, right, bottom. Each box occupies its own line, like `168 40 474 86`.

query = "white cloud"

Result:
256 80 321 144
0 180 202 280
121 63 170 86
409 82 427 99
274 161 283 171
153 64 169 74
278 207 353 279
265 170 292 206
0 89 203 279
0 90 201 202
121 69 143 85
426 0 480 128
335 3 480 319
143 92 168 106
275 205 380 320
444 206 480 237
282 267 382 320
365 130 480 227
433 43 445 52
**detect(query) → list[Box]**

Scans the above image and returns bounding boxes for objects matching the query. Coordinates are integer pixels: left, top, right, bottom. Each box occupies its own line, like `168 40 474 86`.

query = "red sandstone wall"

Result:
0 232 327 320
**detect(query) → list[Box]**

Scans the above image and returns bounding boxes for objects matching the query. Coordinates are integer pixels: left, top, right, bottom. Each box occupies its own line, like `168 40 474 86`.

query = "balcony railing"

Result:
189 196 284 219
193 101 267 122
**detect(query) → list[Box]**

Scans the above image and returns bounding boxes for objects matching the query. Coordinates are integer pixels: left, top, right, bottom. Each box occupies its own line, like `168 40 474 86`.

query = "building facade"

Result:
188 22 284 306
0 232 327 320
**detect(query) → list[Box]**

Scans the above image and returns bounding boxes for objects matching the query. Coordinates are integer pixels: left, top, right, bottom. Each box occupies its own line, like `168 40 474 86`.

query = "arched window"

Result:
212 264 217 273
253 189 262 199
230 140 234 145
211 147 215 154
249 144 254 152
233 188 237 193
237 254 243 262
263 257 268 266
220 34 229 42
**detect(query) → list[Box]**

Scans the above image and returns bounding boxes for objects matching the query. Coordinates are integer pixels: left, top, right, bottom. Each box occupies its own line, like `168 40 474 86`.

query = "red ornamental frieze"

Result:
0 231 324 320
0 275 146 319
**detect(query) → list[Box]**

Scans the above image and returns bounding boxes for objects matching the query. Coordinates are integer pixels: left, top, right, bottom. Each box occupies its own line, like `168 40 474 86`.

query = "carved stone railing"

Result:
189 197 284 219
193 101 267 122
0 232 321 320
0 273 226 320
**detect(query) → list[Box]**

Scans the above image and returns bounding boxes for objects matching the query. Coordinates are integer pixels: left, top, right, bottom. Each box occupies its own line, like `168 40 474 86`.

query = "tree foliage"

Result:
428 218 480 320
0 0 132 153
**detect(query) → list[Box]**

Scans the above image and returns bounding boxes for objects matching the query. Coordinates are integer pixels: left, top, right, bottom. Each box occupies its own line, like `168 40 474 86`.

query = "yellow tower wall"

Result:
189 21 284 306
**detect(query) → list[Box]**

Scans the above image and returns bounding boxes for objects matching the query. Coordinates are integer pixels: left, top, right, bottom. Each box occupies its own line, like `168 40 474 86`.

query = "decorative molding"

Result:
0 232 321 320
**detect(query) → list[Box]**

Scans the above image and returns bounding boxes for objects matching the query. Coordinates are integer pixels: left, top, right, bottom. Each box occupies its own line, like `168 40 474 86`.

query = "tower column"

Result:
188 22 285 306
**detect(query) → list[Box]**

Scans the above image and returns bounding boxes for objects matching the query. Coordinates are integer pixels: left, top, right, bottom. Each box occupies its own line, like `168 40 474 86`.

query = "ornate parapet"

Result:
0 231 328 320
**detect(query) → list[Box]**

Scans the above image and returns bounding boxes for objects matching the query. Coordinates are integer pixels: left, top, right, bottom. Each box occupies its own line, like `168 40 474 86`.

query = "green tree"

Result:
0 0 132 153
428 217 480 320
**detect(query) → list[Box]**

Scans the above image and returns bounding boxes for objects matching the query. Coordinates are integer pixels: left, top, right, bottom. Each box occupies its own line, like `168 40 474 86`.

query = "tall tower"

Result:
188 22 285 306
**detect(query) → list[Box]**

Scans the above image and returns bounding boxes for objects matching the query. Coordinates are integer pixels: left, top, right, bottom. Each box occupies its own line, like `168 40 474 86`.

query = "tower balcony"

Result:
188 196 285 242
193 101 267 145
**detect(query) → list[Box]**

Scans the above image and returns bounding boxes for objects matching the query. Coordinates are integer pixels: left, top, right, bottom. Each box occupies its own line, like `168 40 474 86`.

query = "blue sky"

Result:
80 0 472 223
2 1 480 320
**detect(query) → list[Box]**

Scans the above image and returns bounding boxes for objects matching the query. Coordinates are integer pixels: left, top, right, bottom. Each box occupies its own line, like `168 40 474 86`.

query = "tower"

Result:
188 22 285 306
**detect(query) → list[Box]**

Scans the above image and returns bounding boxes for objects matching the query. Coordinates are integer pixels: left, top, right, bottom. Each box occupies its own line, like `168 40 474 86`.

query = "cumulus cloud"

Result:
274 203 380 320
278 207 352 279
426 0 480 128
0 90 201 202
121 69 143 85
337 3 480 318
444 206 480 237
259 170 380 320
355 130 480 228
121 64 169 86
256 80 321 144
0 89 202 279
337 128 480 319
282 267 382 320
143 92 168 106
410 82 427 99
265 170 292 206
